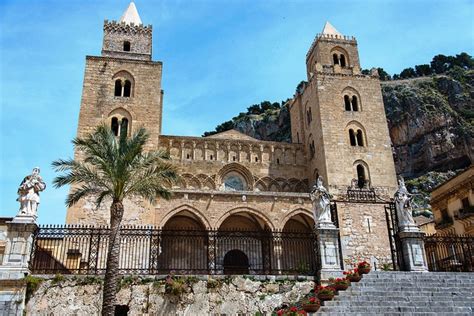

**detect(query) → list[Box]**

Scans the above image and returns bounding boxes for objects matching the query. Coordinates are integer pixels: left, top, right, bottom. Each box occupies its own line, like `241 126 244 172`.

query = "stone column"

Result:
398 230 429 272
316 222 343 281
0 216 38 316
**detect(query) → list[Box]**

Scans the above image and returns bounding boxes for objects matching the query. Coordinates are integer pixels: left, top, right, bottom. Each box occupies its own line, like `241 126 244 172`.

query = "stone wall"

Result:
25 275 315 316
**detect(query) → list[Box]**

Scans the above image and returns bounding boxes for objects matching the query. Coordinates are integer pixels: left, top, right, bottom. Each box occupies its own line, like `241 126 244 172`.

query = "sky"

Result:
0 0 473 224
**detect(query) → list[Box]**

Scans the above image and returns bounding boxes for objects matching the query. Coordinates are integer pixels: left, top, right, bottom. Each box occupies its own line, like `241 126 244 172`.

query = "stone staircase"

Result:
316 271 474 315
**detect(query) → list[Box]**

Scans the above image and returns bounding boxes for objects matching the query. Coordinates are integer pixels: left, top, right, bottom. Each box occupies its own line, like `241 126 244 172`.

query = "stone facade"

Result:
66 5 398 266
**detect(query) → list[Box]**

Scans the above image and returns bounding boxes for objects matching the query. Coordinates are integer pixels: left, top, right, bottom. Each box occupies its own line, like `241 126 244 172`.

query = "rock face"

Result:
25 276 314 316
232 107 291 143
382 73 473 178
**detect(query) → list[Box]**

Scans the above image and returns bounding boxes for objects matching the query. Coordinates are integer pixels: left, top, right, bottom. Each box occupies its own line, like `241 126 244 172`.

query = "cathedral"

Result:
66 2 398 266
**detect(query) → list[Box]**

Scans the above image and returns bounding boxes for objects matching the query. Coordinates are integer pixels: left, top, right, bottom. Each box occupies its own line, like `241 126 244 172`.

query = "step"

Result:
317 306 472 313
324 300 474 308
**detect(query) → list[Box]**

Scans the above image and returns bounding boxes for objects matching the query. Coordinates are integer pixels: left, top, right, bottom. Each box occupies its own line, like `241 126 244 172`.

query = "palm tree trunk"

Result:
102 200 124 316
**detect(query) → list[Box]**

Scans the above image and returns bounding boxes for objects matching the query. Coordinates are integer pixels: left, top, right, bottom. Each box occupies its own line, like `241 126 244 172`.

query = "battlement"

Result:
103 19 152 36
306 33 357 60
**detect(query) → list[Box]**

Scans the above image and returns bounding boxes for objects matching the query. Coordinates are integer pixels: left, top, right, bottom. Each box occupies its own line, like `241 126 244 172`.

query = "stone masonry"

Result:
66 6 398 266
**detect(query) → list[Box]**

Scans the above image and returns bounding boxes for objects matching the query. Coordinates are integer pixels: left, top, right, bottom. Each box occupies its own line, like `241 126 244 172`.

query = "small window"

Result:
233 156 236 162
351 96 359 111
111 117 119 136
356 130 364 146
356 164 366 188
340 54 346 67
114 80 122 97
255 157 258 162
276 158 280 164
186 154 190 159
296 132 300 144
344 95 351 111
123 80 131 97
349 129 357 146
333 54 339 65
123 41 131 52
210 154 213 160
120 118 128 137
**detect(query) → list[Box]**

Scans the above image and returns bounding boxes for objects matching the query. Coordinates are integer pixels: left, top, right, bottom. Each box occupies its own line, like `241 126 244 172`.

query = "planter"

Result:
317 293 335 301
302 304 320 313
359 267 371 274
348 275 362 282
333 283 349 291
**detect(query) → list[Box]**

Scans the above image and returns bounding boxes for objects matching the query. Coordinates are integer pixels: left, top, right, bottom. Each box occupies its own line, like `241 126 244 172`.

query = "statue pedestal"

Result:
398 230 429 272
0 216 38 315
316 223 343 281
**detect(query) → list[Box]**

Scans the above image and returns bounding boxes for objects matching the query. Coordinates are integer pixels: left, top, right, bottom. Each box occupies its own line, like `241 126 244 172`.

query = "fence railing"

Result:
424 234 474 272
30 225 317 276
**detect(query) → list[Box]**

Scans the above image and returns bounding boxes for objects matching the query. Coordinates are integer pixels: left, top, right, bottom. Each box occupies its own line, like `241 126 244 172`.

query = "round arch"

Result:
341 86 362 111
353 160 371 188
345 120 368 147
159 204 211 229
216 163 254 191
112 70 136 97
330 46 350 67
280 208 314 231
107 107 133 137
215 207 275 231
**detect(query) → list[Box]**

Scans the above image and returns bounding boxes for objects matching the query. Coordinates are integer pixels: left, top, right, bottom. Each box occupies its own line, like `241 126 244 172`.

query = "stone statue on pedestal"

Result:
310 176 333 225
394 176 417 230
17 167 46 217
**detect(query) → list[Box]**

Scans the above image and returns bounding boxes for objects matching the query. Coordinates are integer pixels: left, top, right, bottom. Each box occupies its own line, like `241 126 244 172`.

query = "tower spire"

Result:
321 21 342 36
120 1 142 25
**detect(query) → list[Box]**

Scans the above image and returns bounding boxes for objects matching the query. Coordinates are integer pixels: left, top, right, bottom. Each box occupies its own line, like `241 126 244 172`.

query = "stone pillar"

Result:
316 223 343 281
0 216 38 316
398 230 429 272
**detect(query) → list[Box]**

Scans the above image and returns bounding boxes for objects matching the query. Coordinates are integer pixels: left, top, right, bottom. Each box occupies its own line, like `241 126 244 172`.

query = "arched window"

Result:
344 95 351 111
340 54 346 67
333 54 339 65
356 130 364 146
123 80 131 97
351 96 358 111
224 174 245 191
114 80 122 97
120 118 129 137
349 129 357 146
296 132 300 143
111 117 119 136
356 164 366 188
123 41 131 52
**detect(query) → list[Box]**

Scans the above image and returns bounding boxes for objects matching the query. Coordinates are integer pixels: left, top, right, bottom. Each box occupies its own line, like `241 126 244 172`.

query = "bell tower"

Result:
68 2 163 223
75 1 163 154
289 22 397 197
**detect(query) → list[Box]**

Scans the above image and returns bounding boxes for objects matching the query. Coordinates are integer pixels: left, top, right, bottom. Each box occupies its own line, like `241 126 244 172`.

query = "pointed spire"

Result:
120 1 142 25
321 21 342 36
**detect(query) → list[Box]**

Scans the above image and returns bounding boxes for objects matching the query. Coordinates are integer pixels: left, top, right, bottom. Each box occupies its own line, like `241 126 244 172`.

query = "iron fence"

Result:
30 225 317 276
424 234 474 272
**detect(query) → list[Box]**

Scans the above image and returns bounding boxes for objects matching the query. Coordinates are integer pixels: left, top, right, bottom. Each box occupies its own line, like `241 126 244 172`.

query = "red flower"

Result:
309 297 316 303
290 306 298 312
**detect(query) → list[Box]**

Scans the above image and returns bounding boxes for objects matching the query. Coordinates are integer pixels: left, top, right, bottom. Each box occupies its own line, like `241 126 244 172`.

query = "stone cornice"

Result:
86 55 162 66
171 189 310 200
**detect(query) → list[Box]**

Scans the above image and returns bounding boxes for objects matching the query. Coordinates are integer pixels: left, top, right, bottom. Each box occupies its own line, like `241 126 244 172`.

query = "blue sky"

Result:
1 0 473 224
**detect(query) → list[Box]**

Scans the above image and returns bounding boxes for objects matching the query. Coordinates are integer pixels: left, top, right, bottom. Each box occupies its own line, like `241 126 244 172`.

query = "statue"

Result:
394 176 416 229
310 176 333 225
17 167 46 217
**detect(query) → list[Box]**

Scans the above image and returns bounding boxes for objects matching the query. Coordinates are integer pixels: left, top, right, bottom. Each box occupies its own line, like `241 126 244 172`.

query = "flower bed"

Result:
329 277 350 291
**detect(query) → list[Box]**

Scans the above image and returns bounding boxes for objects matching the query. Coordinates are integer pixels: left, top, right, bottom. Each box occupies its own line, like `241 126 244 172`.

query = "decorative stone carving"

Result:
17 167 46 219
310 176 333 226
394 176 418 232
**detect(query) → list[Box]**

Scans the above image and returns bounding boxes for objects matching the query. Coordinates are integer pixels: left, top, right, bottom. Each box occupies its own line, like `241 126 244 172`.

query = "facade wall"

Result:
431 166 474 235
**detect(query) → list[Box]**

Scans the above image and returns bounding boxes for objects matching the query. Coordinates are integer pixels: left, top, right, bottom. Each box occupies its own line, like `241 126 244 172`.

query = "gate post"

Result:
315 223 343 281
398 230 429 272
0 216 38 315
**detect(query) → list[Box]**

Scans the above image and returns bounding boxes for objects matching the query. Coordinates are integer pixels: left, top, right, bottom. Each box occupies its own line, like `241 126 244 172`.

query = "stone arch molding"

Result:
216 163 254 191
214 207 275 231
280 208 314 230
159 204 211 229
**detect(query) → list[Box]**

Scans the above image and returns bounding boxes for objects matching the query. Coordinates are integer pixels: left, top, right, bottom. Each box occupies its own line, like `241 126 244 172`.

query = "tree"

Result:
430 54 451 74
399 67 416 79
415 64 432 76
247 104 262 114
454 52 474 69
377 67 391 81
52 125 179 315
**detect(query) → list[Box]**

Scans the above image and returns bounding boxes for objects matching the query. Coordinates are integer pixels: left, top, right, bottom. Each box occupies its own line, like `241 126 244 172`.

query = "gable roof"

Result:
205 129 259 141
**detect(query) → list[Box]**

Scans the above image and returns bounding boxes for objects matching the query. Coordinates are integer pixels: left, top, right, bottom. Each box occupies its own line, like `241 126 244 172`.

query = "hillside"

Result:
202 54 473 205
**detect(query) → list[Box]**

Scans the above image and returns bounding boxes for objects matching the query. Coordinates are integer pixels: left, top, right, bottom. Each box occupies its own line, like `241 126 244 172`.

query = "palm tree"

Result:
52 125 179 316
